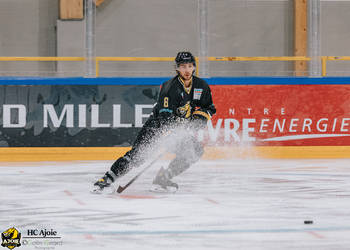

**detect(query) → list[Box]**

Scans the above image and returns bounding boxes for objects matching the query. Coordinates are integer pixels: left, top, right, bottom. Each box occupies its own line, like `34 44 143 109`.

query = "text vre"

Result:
207 118 350 142
1 104 153 128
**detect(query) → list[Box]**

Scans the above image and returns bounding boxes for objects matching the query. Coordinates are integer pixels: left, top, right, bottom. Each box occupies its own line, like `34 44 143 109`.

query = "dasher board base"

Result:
0 146 349 162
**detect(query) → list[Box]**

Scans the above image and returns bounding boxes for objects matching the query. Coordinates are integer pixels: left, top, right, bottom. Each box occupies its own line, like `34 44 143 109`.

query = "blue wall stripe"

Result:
0 77 350 85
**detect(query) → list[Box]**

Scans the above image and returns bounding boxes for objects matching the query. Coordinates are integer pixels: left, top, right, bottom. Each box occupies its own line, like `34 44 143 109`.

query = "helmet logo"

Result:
175 51 196 67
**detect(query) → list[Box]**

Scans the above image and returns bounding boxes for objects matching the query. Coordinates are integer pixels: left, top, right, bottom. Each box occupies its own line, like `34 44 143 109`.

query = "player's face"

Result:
177 63 194 81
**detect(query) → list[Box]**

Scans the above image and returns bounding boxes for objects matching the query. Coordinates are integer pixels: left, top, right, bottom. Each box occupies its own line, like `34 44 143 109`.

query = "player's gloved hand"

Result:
191 108 211 128
176 102 192 119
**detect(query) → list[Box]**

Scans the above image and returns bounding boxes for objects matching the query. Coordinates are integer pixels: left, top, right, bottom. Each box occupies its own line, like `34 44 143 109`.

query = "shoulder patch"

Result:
193 88 203 100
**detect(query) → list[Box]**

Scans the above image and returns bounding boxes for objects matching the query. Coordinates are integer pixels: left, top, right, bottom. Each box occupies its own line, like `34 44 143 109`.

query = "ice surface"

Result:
1 158 350 250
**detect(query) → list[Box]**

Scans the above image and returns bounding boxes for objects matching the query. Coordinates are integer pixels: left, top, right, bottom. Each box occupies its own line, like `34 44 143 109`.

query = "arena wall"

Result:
0 77 349 161
1 1 350 76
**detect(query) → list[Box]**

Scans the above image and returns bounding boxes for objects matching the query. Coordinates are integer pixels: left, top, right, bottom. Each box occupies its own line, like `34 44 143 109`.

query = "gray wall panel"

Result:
321 1 350 75
0 0 58 76
1 0 350 76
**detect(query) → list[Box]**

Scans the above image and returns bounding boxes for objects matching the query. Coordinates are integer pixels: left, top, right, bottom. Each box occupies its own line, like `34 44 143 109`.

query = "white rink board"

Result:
1 158 350 250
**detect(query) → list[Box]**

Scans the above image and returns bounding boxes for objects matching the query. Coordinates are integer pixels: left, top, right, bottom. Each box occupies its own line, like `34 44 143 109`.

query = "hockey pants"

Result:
110 124 203 179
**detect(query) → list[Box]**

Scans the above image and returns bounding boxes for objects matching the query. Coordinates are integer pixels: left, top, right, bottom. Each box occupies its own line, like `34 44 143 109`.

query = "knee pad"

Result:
175 137 204 164
193 140 204 162
167 157 191 179
186 139 204 164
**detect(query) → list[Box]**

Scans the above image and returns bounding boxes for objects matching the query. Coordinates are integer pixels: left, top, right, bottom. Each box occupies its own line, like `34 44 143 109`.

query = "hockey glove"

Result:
176 101 192 119
191 108 211 128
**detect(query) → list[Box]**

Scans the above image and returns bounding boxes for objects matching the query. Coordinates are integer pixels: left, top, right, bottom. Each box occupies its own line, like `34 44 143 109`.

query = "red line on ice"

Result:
308 231 325 239
64 190 85 205
206 198 219 204
111 194 157 199
84 234 94 240
74 198 86 206
64 190 73 196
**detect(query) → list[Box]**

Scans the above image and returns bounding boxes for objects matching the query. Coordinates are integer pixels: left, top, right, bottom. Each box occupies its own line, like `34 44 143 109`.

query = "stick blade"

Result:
116 186 125 193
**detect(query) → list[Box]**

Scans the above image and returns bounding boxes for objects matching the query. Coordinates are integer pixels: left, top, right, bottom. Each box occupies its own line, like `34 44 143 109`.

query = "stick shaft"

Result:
116 155 162 193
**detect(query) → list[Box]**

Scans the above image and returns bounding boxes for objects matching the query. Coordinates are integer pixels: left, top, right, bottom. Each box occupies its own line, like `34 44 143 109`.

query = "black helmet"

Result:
175 52 196 67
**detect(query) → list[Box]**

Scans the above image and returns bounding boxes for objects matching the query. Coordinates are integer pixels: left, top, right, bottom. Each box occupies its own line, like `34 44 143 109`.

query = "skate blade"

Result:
150 184 178 193
90 185 115 195
90 186 104 194
90 188 102 194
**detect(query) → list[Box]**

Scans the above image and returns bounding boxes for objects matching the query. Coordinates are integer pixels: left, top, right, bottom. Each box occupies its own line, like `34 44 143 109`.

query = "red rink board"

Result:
207 85 350 146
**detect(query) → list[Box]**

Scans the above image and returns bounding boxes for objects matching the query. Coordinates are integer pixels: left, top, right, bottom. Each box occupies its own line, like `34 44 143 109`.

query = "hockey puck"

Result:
304 220 313 224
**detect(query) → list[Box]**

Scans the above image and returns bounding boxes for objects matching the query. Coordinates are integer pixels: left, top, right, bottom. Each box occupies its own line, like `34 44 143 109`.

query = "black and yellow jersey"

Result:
153 75 216 121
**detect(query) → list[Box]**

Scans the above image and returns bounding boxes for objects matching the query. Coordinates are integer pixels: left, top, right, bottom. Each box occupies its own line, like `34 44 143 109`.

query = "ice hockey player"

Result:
93 51 216 193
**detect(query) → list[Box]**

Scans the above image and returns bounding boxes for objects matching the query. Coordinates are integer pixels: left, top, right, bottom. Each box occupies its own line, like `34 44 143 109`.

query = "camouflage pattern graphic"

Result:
0 85 159 147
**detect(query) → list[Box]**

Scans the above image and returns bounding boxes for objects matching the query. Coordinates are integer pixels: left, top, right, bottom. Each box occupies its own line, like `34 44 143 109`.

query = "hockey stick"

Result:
116 154 164 193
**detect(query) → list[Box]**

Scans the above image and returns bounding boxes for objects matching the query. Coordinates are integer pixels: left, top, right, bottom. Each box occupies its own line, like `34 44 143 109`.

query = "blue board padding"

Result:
0 77 350 85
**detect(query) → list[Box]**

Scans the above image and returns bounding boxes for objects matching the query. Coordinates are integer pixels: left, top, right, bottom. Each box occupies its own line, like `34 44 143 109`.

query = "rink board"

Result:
0 146 349 161
0 77 349 160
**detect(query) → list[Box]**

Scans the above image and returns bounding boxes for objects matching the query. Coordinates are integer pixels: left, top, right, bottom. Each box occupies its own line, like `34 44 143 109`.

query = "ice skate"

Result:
150 167 179 193
91 172 115 194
